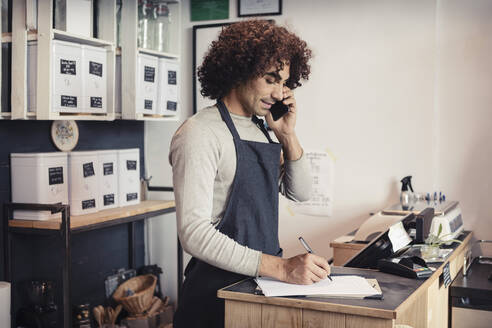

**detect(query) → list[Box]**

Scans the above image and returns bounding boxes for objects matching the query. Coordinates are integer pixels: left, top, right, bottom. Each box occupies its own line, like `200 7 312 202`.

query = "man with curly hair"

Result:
170 20 330 327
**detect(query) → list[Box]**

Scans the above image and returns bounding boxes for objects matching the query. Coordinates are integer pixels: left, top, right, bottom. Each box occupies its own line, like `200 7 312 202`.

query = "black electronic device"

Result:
344 213 416 269
270 101 289 121
414 207 434 244
378 256 434 279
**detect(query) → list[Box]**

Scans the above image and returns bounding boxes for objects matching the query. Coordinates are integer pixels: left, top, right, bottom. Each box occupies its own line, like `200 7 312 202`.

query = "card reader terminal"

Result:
378 256 435 279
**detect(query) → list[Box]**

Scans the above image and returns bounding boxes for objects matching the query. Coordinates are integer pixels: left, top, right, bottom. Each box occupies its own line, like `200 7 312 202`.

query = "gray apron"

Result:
174 100 282 328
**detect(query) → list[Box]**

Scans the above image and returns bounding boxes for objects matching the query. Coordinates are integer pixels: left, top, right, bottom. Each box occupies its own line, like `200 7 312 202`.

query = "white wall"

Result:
144 0 492 304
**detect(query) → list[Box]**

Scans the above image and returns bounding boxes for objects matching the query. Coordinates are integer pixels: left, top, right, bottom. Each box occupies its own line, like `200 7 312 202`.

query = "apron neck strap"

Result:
251 116 275 144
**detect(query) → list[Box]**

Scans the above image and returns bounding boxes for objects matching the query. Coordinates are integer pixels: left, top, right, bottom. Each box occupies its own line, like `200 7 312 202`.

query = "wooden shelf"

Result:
53 28 114 48
9 200 175 230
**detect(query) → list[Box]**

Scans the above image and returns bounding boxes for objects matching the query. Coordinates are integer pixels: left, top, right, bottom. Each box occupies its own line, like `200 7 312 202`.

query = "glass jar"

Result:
138 0 157 49
154 1 171 53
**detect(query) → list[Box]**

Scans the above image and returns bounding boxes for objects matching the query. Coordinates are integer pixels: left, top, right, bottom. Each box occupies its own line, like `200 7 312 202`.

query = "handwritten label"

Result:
104 194 115 206
48 167 64 185
144 66 155 83
168 70 177 85
167 101 177 111
103 162 113 175
82 199 96 209
90 97 103 108
60 59 76 75
126 160 137 171
83 162 95 178
61 95 77 107
89 61 103 77
127 193 138 201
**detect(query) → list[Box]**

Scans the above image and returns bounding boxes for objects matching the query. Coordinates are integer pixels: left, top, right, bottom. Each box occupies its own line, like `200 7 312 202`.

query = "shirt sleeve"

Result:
279 150 313 202
169 119 262 276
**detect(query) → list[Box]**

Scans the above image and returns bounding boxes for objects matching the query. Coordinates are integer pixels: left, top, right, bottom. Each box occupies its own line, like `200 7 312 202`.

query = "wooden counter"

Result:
8 200 175 230
218 232 472 328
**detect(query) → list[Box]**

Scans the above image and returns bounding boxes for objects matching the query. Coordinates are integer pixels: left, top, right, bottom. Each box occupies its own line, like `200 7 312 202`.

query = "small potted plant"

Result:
422 223 462 259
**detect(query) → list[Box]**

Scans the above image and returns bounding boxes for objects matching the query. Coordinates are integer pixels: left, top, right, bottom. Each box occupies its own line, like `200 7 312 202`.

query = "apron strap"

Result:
251 116 276 144
216 100 242 141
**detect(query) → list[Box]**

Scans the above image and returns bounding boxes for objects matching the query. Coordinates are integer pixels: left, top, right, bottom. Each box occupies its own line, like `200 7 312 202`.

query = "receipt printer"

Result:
378 256 434 279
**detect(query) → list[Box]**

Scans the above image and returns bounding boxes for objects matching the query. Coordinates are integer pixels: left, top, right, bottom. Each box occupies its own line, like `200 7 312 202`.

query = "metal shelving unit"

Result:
3 200 176 328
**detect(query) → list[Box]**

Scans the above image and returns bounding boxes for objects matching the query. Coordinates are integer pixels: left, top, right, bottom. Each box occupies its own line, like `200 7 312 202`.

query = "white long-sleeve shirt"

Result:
169 105 312 276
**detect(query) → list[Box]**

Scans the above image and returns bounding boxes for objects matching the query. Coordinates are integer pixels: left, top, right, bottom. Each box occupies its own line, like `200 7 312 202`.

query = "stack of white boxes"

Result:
10 149 141 220
117 149 141 206
98 150 119 210
10 152 69 220
68 151 100 215
27 40 107 114
115 53 179 116
157 58 179 115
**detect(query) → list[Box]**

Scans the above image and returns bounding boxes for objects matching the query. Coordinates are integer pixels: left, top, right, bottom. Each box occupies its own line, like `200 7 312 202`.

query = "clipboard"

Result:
304 278 383 300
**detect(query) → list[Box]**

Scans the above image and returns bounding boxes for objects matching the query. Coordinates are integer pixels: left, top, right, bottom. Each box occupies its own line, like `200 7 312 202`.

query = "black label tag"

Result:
103 162 114 175
166 101 177 111
127 193 138 201
61 95 77 107
144 99 153 110
168 70 177 85
144 66 155 82
104 194 115 206
83 162 95 177
89 61 103 77
60 59 77 75
127 160 137 170
443 262 451 288
82 199 96 209
90 97 103 108
48 167 64 185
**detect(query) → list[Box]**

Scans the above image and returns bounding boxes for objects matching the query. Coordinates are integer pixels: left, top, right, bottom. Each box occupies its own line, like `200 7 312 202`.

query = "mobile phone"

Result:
270 101 289 121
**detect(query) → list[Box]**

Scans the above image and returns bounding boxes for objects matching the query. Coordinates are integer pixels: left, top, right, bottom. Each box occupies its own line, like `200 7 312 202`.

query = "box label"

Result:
89 61 103 77
443 262 451 288
104 194 115 206
144 66 155 83
144 99 153 110
127 193 138 201
60 59 77 75
127 160 137 170
168 70 177 85
83 162 95 177
103 162 114 175
82 199 96 209
61 95 77 108
166 101 177 111
90 97 103 108
48 167 64 185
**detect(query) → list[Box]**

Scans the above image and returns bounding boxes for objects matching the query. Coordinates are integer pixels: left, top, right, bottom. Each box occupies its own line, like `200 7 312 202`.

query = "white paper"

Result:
354 212 404 241
290 150 334 217
388 221 412 252
255 275 378 298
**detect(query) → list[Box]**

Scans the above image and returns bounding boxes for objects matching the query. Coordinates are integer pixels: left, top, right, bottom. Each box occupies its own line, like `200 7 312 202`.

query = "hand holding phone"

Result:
269 100 289 121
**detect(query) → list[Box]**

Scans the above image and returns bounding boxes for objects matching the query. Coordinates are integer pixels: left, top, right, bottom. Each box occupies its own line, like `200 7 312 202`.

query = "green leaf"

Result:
437 223 443 237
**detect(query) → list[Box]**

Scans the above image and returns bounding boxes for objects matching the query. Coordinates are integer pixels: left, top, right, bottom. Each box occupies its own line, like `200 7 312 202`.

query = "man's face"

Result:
236 63 290 117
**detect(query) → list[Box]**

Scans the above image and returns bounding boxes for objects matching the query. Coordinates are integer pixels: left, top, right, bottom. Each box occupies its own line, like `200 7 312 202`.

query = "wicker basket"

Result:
113 274 157 315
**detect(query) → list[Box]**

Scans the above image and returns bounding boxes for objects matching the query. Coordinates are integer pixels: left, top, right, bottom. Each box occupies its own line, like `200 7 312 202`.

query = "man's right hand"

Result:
259 253 331 285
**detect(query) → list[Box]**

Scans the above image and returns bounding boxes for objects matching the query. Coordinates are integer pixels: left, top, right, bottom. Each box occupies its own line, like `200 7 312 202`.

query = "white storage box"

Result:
117 149 140 206
98 150 119 210
157 58 179 116
115 55 122 114
82 45 107 113
54 0 93 38
27 41 37 113
11 152 68 220
137 54 158 114
52 40 83 113
68 151 100 215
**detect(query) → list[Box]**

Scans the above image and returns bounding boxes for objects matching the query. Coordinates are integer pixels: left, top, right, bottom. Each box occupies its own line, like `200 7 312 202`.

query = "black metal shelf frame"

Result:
3 201 176 328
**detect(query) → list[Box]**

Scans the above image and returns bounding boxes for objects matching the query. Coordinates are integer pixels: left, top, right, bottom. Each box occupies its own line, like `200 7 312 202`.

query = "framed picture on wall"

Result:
192 22 233 114
238 0 282 17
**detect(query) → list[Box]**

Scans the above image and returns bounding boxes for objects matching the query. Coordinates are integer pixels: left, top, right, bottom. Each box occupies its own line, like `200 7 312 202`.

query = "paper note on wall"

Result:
289 150 334 217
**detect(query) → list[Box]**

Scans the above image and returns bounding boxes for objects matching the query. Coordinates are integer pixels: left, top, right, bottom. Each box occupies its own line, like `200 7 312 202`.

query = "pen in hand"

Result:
298 236 332 281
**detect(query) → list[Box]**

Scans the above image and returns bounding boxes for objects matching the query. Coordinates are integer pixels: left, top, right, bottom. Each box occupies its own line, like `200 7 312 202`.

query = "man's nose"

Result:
272 85 283 101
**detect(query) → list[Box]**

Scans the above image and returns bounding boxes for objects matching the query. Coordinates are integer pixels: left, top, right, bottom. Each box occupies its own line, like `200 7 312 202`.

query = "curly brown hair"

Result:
198 20 312 100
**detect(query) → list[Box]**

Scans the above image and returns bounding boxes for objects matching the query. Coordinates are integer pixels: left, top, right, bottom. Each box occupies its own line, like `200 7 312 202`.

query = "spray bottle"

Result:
400 176 414 207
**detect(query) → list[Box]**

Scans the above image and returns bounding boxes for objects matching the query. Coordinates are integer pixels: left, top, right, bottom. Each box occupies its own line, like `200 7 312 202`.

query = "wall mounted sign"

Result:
191 0 229 21
238 0 282 17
